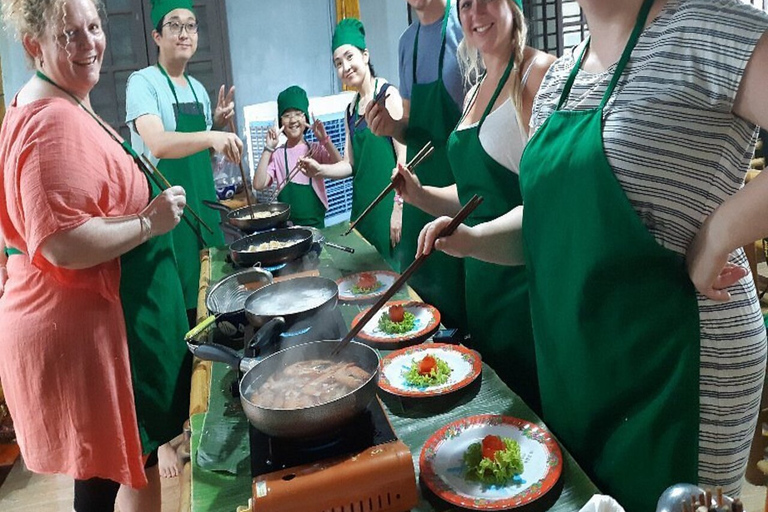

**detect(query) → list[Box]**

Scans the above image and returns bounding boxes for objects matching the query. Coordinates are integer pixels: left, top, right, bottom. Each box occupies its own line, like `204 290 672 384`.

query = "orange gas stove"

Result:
249 398 418 512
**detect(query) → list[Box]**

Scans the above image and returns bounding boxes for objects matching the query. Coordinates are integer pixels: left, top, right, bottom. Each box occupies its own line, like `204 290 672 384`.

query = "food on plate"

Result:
403 354 451 386
463 434 524 485
351 272 383 294
251 359 370 409
243 239 298 253
378 305 416 334
240 210 278 220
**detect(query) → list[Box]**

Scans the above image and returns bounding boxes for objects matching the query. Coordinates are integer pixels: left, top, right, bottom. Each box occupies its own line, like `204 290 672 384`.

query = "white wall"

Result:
359 0 409 87
0 27 32 100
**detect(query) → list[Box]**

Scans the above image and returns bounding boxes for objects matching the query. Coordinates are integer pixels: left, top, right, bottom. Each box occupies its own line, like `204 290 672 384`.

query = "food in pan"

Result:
351 273 383 294
251 359 370 409
243 239 298 253
239 210 279 220
463 434 524 486
403 354 451 387
378 305 416 334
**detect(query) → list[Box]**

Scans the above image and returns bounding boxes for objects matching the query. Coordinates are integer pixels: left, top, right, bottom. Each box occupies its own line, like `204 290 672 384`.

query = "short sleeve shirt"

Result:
398 3 465 109
125 66 213 165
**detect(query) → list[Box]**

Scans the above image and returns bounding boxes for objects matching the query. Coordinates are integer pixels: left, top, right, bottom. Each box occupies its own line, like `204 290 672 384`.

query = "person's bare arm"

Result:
134 114 243 163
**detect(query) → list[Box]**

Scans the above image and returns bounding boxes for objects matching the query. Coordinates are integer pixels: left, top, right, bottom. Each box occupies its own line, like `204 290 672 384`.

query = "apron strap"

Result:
556 0 656 111
412 0 452 86
4 247 23 257
157 63 204 117
456 51 515 129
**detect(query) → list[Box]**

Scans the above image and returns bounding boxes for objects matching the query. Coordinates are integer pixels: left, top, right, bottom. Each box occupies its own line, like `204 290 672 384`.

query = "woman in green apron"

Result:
419 0 768 509
126 0 241 321
394 0 552 410
300 18 406 271
253 86 342 229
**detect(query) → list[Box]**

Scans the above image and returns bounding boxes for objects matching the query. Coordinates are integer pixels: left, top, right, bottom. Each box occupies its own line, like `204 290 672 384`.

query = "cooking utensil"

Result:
228 227 313 268
343 141 435 236
203 199 291 233
227 118 256 214
205 267 273 338
334 194 483 355
189 326 379 438
268 145 318 203
243 275 338 329
300 226 355 253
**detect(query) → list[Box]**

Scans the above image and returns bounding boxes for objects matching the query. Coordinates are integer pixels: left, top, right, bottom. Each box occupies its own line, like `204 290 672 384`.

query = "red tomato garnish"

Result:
418 355 437 375
388 305 405 322
481 435 505 460
357 273 376 289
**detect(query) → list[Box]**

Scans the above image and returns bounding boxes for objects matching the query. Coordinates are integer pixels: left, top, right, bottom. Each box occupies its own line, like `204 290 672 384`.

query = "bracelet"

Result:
137 213 152 242
263 145 276 153
394 194 404 206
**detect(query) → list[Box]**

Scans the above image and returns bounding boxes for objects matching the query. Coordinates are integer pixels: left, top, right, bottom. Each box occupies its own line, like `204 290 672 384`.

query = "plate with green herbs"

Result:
420 415 563 510
350 300 440 348
379 343 481 397
336 270 398 302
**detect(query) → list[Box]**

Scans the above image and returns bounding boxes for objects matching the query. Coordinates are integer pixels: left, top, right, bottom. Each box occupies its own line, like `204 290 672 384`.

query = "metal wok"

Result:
229 227 313 267
190 335 379 438
243 276 338 329
222 223 355 255
203 199 290 233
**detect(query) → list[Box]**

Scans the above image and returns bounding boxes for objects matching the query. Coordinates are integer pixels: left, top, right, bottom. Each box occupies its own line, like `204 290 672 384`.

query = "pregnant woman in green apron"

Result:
253 86 342 230
299 19 406 270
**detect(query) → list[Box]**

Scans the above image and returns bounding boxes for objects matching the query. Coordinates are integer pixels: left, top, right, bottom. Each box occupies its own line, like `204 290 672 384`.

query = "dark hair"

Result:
368 60 376 78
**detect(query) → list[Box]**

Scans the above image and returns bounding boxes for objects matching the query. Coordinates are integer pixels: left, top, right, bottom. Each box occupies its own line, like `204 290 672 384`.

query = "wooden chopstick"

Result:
139 154 214 235
227 118 255 213
269 145 317 202
333 194 483 355
342 141 434 236
354 91 390 128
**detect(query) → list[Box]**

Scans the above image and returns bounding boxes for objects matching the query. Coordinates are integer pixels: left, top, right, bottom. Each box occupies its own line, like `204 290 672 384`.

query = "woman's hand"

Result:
365 99 397 138
686 219 749 301
391 163 423 205
211 132 243 164
311 115 329 142
141 186 187 237
213 85 236 129
298 157 322 178
417 216 475 258
390 202 403 247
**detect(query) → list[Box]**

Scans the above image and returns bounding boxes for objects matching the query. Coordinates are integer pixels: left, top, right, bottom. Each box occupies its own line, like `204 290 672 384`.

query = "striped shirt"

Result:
530 0 768 496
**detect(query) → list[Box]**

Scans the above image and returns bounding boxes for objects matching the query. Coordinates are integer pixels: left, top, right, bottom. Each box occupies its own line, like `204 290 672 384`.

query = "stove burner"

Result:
280 326 311 337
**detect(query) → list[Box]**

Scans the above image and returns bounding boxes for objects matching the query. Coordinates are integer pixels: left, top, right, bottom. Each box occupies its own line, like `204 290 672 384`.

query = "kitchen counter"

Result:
182 223 599 512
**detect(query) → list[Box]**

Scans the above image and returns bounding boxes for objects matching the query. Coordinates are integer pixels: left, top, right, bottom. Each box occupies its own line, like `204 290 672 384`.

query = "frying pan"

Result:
204 267 273 339
203 199 290 233
221 223 355 255
229 227 313 267
189 319 379 438
243 276 338 329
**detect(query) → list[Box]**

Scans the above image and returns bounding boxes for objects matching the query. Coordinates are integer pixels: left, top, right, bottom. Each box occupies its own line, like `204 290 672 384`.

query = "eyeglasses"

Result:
162 21 199 36
280 112 305 122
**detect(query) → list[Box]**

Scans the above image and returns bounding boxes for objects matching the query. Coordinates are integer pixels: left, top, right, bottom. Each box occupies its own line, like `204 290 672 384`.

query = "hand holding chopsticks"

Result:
333 194 483 355
355 90 390 128
343 141 435 236
226 118 255 213
268 145 318 203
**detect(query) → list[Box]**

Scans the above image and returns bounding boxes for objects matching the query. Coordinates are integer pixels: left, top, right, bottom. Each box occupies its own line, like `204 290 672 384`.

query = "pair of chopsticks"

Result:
268 145 318 203
343 141 435 236
138 154 214 237
333 194 483 355
354 90 390 128
227 118 255 213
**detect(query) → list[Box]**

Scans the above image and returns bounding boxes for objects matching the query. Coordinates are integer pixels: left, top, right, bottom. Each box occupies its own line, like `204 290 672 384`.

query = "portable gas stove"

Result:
249 398 417 512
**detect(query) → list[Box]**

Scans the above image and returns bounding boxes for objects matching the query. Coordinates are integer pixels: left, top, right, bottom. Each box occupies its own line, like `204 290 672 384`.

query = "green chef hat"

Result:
332 18 367 52
277 86 309 127
151 0 195 28
513 0 523 10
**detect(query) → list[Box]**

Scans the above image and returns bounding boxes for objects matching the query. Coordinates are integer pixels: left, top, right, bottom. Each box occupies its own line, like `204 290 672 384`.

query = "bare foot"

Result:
158 442 181 478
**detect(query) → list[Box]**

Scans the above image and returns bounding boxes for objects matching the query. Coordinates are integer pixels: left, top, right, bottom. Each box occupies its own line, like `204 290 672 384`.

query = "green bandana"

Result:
277 86 309 127
332 18 367 52
514 0 523 10
151 0 195 28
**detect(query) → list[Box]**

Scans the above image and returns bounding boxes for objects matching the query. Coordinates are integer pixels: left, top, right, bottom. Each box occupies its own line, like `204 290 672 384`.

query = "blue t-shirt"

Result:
398 3 465 109
125 65 213 164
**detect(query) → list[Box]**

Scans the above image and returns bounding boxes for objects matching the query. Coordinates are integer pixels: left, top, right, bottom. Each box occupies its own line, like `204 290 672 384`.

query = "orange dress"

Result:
0 97 148 488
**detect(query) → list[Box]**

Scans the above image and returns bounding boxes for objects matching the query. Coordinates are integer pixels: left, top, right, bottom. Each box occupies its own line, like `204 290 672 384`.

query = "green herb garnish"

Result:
463 437 524 486
403 355 451 387
378 310 416 334
351 280 383 295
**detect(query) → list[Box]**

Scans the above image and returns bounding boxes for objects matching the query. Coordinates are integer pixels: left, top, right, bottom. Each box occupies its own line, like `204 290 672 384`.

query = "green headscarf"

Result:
513 0 523 11
332 18 367 52
277 86 309 127
151 0 195 28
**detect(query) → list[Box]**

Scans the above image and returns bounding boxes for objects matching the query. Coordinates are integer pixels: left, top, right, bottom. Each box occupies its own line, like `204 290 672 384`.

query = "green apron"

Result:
518 1 700 510
399 0 466 329
157 63 225 310
349 80 399 271
277 145 326 228
120 175 191 452
447 56 538 412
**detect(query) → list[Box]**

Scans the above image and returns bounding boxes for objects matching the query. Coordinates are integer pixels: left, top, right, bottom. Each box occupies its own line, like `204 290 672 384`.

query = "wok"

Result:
222 223 355 255
243 276 338 329
203 199 290 233
229 227 313 267
190 332 379 438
